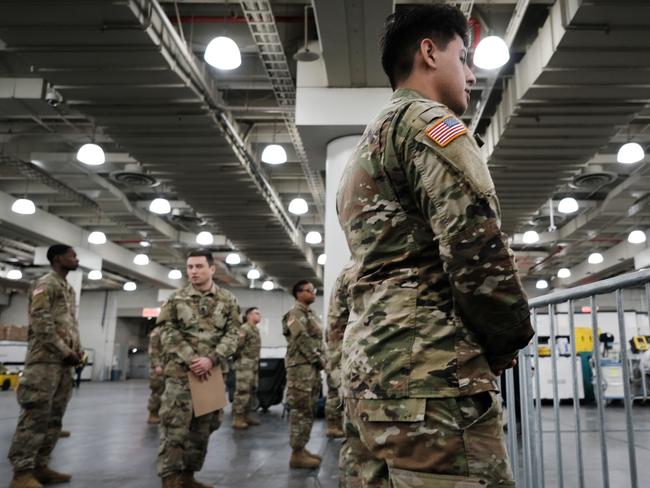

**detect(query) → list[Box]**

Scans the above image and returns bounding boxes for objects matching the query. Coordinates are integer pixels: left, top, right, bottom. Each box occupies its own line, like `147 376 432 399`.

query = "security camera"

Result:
44 87 63 107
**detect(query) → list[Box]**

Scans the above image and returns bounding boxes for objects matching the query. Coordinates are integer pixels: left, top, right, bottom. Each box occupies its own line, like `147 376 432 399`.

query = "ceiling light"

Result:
6 269 22 280
139 241 151 248
536 279 549 290
288 197 308 215
88 270 103 280
305 231 322 245
11 198 36 215
557 268 571 279
317 253 326 265
168 269 182 280
87 231 107 245
196 231 214 246
558 197 579 214
617 142 645 164
522 230 540 244
123 281 137 291
247 268 261 280
149 198 171 215
133 254 149 266
261 144 287 165
204 36 241 70
588 252 604 265
76 143 105 166
628 230 647 244
262 280 274 291
225 253 241 265
473 36 510 70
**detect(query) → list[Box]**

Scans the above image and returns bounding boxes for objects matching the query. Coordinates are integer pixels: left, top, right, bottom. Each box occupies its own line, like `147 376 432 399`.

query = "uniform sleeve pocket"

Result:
358 398 426 422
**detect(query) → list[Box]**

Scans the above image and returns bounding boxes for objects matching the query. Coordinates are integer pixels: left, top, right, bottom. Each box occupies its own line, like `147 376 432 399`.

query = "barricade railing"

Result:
505 269 650 488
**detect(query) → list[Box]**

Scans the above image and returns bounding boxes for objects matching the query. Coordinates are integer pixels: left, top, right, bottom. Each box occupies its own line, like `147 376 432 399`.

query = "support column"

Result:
323 135 359 316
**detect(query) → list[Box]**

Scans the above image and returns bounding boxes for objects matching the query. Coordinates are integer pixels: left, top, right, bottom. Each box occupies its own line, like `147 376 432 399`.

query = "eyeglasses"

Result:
300 287 317 294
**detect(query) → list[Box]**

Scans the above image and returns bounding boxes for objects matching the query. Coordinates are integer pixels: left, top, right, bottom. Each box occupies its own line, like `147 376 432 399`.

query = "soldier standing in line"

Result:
231 306 262 429
282 280 324 469
8 244 83 488
156 249 241 488
336 5 534 487
147 325 164 424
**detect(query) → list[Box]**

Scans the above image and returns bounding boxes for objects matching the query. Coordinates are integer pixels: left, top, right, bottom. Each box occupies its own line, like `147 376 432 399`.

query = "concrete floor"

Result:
1 381 649 487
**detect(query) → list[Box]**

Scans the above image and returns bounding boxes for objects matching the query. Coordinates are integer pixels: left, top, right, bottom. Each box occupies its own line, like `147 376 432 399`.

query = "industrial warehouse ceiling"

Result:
0 0 649 295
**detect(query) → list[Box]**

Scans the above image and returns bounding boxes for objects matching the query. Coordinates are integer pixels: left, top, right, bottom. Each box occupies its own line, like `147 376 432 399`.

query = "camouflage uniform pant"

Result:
344 391 514 488
157 377 223 478
325 368 343 430
339 408 372 488
286 363 320 450
148 372 164 415
232 360 258 417
8 363 73 471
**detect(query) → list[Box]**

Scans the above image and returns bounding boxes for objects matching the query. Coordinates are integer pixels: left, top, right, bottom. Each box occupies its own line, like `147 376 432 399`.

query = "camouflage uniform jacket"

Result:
282 302 324 368
326 263 355 389
336 88 534 400
157 282 241 378
149 326 162 370
234 320 261 367
25 271 80 365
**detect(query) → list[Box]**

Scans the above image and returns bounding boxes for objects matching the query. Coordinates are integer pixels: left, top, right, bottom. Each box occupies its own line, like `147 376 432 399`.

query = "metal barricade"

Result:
504 269 650 488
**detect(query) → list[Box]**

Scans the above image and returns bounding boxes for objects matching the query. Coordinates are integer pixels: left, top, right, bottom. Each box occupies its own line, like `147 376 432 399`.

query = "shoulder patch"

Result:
32 287 45 297
424 115 468 147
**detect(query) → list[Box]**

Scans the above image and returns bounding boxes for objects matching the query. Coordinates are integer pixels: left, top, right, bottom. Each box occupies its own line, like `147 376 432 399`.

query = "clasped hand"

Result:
190 356 213 380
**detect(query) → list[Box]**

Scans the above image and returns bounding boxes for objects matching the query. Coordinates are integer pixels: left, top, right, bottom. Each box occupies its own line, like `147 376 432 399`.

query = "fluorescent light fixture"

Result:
133 254 149 266
88 270 103 280
473 36 510 70
131 348 138 354
261 144 287 165
204 36 241 70
522 230 540 244
76 143 105 166
87 231 107 245
149 198 171 215
247 268 261 280
617 142 645 164
558 197 579 214
139 241 151 248
262 280 274 291
588 252 604 264
305 231 322 245
557 268 571 279
11 198 36 215
288 198 308 215
317 253 326 266
628 230 647 244
196 231 214 246
168 269 182 280
6 269 22 280
123 281 137 291
536 279 549 290
225 253 241 265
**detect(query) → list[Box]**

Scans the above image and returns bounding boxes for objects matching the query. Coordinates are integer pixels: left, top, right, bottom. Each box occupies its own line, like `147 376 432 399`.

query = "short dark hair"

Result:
186 249 214 266
292 280 312 299
47 244 73 264
244 307 259 320
380 5 469 89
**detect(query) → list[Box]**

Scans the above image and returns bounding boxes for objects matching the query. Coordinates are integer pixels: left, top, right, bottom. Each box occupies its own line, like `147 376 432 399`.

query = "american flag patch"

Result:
425 116 468 147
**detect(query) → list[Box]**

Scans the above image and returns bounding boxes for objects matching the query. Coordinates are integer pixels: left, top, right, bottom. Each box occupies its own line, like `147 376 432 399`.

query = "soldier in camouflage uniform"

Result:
147 325 164 424
336 5 534 487
156 249 241 488
232 306 262 429
9 244 83 488
282 280 324 469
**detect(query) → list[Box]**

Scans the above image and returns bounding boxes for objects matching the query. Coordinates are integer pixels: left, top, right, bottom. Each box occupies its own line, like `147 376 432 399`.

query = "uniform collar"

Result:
187 282 218 297
295 301 312 314
47 270 68 287
391 88 446 109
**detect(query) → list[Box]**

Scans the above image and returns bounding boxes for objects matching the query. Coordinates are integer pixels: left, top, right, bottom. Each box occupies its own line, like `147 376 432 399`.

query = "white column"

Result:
67 270 83 318
323 135 360 317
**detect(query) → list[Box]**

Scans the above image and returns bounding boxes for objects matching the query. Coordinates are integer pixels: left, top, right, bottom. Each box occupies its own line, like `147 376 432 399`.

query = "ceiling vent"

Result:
170 208 207 227
110 171 159 188
571 170 617 190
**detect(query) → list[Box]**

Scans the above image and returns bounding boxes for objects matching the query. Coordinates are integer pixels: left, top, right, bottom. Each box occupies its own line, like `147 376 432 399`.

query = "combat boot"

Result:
231 416 248 430
9 470 43 488
34 466 72 483
326 426 345 438
58 430 71 438
289 449 321 469
147 413 160 424
245 415 260 426
161 473 183 488
305 449 322 461
181 472 213 488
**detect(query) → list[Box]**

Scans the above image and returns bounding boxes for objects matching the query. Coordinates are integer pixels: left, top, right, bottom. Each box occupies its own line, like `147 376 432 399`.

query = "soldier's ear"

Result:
420 38 437 70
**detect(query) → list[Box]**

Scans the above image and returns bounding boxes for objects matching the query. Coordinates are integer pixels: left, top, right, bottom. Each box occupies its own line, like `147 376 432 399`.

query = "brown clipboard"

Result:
187 366 228 417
